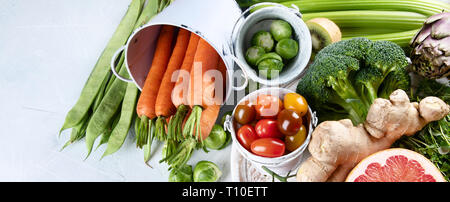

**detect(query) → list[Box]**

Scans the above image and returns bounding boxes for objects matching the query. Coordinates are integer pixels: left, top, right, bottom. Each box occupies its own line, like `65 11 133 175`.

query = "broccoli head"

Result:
297 38 411 125
317 37 372 61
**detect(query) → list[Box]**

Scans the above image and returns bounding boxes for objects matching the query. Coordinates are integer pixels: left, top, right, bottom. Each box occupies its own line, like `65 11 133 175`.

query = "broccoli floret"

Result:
317 37 372 61
355 67 384 107
297 38 411 125
365 40 408 76
297 53 367 124
378 68 411 99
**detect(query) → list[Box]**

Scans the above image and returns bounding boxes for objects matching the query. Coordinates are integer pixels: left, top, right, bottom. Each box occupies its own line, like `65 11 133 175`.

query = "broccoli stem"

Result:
328 76 367 125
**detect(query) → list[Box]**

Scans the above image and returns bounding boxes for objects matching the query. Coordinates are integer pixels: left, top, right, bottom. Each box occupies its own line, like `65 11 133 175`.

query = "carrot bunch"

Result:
135 25 226 168
135 25 175 162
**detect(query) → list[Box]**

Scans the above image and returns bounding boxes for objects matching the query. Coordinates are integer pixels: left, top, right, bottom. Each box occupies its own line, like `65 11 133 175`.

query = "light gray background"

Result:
1 0 448 182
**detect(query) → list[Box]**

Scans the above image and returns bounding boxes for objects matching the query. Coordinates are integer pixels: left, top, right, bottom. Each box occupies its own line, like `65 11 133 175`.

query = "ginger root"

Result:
296 89 449 182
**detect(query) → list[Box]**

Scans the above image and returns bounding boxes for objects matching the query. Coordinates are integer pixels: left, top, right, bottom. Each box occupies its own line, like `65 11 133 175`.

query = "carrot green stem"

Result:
182 106 203 141
168 104 189 141
155 116 167 141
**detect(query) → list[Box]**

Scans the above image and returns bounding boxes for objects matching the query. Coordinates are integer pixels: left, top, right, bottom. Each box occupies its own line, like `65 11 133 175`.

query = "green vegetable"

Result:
394 79 450 181
169 164 193 182
261 166 296 182
218 132 232 150
258 58 284 79
84 67 130 158
275 38 298 60
414 79 450 103
59 0 143 140
101 84 139 158
251 31 275 52
193 161 222 182
270 20 292 41
410 12 450 79
204 125 228 150
245 46 266 66
255 52 283 65
296 38 410 125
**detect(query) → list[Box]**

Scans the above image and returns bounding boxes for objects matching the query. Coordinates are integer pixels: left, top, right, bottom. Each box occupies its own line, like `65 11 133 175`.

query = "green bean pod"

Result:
102 84 139 158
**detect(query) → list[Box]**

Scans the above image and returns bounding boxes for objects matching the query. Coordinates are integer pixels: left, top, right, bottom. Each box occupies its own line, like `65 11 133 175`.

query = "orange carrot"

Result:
187 38 220 108
217 58 227 101
135 25 175 151
171 33 201 107
197 104 221 140
136 25 175 118
206 58 227 106
155 29 191 117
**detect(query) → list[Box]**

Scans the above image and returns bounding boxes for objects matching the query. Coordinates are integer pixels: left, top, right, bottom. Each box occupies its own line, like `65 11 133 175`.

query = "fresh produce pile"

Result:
245 20 299 79
234 93 309 157
59 0 450 182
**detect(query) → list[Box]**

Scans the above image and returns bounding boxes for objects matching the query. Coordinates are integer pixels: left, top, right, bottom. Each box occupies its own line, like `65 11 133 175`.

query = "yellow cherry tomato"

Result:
285 125 307 152
283 93 308 117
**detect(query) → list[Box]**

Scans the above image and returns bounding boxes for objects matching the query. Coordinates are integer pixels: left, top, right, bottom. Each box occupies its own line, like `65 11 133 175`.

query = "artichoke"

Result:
410 12 450 79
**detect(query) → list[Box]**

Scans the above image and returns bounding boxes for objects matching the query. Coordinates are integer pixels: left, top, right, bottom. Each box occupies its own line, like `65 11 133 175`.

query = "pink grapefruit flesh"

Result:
346 148 446 182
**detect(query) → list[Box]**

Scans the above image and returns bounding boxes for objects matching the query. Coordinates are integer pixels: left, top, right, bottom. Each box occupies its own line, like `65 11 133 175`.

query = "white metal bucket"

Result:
231 3 312 87
110 0 247 101
224 87 318 176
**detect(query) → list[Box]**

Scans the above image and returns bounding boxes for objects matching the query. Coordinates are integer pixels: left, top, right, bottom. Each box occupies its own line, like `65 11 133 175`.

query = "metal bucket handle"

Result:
110 45 133 83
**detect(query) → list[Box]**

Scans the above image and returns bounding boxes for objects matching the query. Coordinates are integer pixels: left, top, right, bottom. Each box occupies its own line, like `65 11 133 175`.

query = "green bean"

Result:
59 0 142 135
104 51 125 96
102 84 139 158
96 109 122 151
60 112 90 151
84 66 130 159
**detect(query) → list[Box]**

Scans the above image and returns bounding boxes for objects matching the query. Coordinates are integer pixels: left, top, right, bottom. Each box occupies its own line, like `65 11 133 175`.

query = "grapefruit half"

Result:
346 148 446 182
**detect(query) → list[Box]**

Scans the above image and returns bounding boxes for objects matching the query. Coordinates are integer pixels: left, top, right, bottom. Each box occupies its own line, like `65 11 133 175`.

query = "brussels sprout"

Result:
193 161 222 182
270 20 292 41
251 31 275 52
245 46 266 66
218 131 232 150
258 58 284 79
169 164 193 182
276 38 299 60
220 111 232 126
256 52 283 66
204 124 227 150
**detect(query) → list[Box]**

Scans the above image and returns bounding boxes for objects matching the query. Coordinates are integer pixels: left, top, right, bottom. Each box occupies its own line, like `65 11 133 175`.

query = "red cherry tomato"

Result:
277 109 303 136
255 94 283 119
234 101 256 125
251 138 285 158
255 119 283 139
237 125 259 150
